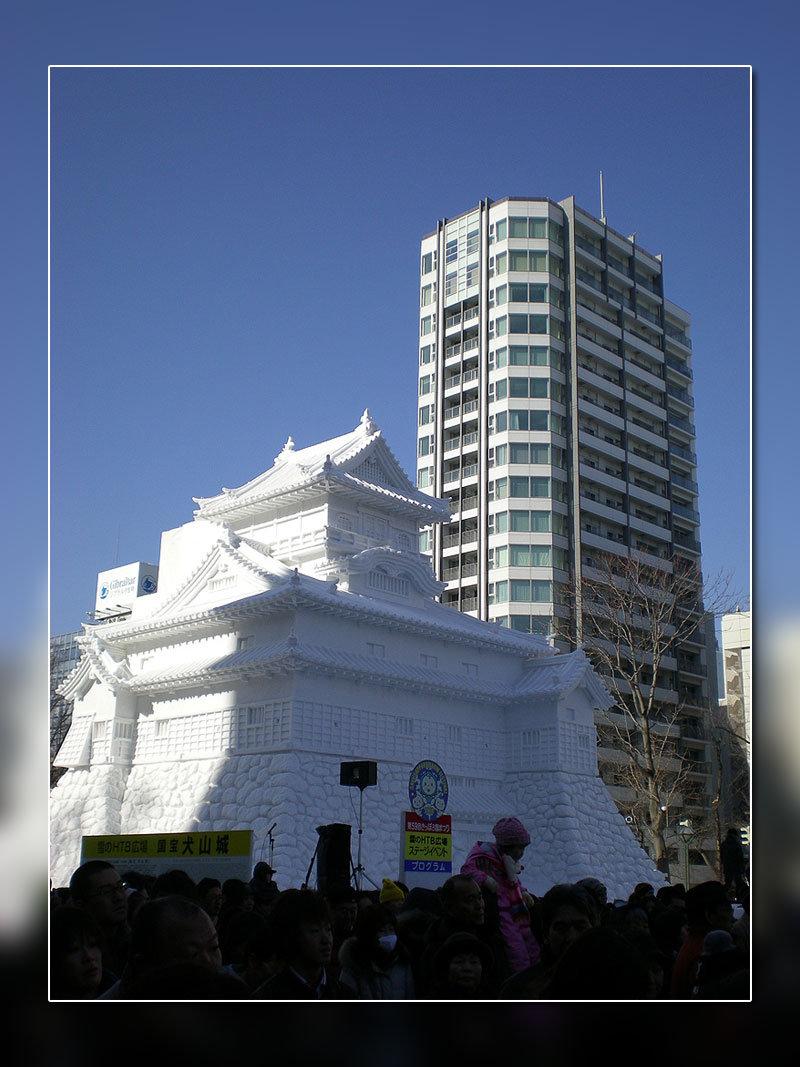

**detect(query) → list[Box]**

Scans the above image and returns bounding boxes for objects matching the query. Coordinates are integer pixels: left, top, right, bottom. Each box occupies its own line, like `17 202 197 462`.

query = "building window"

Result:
420 653 438 668
510 545 552 567
462 662 478 677
422 252 433 275
421 284 433 306
367 642 385 658
237 635 254 651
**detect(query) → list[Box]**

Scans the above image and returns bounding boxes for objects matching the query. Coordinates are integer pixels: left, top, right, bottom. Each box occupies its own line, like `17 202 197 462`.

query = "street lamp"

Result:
677 818 695 889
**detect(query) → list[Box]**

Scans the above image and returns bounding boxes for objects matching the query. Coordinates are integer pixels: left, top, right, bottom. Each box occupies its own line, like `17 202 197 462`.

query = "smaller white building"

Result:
721 610 751 753
51 411 664 897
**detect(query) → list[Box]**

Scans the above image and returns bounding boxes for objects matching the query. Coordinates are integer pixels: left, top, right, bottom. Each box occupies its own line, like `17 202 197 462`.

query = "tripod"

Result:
350 785 379 891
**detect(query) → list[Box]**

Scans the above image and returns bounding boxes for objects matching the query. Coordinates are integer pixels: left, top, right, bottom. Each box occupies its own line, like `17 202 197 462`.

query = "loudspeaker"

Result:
339 760 378 788
316 823 352 893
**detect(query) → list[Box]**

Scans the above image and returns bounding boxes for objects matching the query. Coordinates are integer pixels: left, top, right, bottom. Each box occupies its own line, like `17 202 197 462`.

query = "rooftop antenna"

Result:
600 170 607 224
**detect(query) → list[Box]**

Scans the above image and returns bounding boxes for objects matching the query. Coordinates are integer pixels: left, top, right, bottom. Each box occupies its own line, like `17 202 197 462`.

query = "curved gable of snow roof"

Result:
192 411 448 522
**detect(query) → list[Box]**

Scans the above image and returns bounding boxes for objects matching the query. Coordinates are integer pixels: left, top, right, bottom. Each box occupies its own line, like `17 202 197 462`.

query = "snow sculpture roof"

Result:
514 646 615 709
192 409 451 526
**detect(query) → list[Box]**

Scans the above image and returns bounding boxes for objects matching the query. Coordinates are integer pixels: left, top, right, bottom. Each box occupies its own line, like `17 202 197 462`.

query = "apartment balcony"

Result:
627 448 669 480
635 303 663 330
665 354 693 380
625 355 665 389
607 257 634 284
442 529 479 549
665 325 692 350
628 481 670 512
669 440 697 466
579 425 626 459
672 501 701 525
667 384 694 409
626 417 668 450
576 267 605 295
626 388 668 422
679 715 707 741
577 333 623 367
579 461 627 494
578 396 625 430
671 472 699 495
668 411 696 436
577 303 623 341
580 528 628 553
673 533 702 555
677 659 706 681
574 236 605 267
580 493 627 525
624 328 664 364
577 363 624 399
629 513 672 541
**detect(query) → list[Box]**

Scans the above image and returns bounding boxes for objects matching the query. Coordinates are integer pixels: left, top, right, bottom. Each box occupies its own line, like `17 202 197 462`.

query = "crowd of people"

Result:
49 817 750 1001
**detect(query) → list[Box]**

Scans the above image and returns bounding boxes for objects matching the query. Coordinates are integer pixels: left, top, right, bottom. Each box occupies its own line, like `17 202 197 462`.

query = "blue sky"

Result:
3 2 794 651
45 63 751 642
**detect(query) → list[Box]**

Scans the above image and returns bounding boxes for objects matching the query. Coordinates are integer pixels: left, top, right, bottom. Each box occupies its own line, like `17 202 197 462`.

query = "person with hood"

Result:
338 903 415 999
460 817 540 976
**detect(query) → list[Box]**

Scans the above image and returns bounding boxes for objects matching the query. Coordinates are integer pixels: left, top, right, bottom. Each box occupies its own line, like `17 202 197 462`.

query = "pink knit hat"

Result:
492 817 531 847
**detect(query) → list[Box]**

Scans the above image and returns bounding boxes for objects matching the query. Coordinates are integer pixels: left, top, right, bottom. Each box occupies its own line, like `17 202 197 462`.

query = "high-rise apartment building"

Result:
416 196 713 850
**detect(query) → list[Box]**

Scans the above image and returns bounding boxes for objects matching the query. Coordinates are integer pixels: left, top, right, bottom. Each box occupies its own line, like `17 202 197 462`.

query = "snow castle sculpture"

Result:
51 411 664 896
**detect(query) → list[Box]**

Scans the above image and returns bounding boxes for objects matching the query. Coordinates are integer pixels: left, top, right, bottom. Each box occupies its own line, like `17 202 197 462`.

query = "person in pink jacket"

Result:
461 817 541 976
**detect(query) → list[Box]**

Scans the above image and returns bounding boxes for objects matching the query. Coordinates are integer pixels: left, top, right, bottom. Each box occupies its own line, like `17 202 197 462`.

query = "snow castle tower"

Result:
51 411 664 896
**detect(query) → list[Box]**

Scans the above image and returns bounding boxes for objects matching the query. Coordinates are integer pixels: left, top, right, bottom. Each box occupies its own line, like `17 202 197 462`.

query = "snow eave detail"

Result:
122 643 540 705
79 582 556 659
193 470 450 525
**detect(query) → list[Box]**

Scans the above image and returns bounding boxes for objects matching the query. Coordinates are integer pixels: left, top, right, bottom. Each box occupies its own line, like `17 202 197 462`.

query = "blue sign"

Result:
100 585 109 600
408 759 448 822
141 575 157 593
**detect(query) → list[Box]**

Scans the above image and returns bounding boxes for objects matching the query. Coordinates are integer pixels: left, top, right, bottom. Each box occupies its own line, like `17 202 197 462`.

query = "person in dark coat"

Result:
720 828 748 899
337 904 415 999
252 889 350 999
501 883 596 998
417 874 506 996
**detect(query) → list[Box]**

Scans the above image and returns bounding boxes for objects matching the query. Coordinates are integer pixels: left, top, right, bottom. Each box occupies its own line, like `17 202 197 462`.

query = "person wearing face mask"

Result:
338 903 416 999
461 817 541 977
